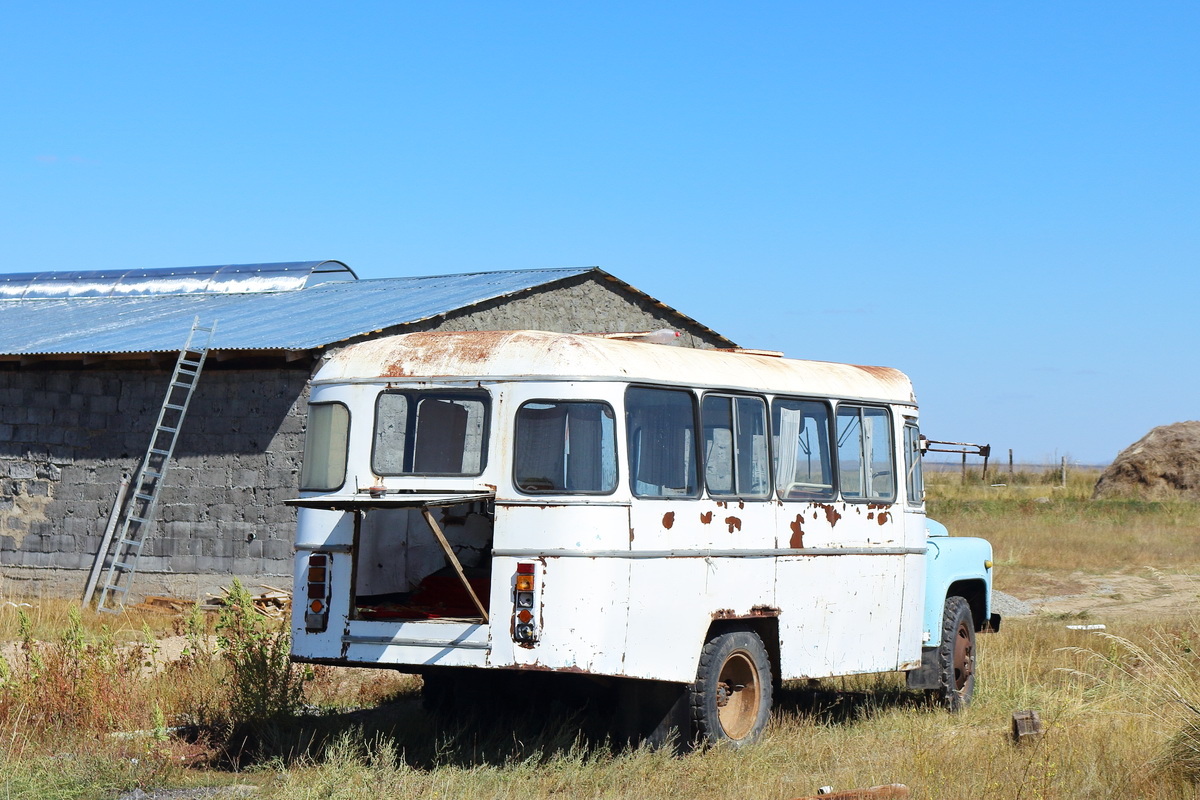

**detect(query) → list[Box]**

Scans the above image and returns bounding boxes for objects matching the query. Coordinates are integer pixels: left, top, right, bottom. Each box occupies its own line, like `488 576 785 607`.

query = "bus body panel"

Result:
288 331 994 705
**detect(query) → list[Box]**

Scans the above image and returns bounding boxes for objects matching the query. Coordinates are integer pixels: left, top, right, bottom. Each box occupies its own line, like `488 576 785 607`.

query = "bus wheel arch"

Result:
690 623 776 747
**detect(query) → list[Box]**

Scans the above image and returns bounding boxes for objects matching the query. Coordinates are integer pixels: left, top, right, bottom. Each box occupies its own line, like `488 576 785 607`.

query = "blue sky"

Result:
2 2 1196 464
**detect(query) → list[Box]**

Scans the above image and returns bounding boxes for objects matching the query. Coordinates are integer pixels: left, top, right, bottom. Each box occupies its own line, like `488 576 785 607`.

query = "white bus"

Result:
289 330 997 746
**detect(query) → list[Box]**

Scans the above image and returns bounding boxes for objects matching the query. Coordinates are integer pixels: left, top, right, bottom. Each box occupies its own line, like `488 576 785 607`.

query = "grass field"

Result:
2 469 1199 799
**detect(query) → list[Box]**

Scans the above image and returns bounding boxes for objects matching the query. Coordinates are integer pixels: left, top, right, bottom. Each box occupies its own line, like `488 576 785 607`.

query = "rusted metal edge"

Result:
342 635 489 650
294 542 353 553
493 547 926 559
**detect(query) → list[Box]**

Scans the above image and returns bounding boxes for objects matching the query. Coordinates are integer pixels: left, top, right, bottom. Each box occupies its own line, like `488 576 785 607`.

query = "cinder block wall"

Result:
0 275 729 599
0 367 309 598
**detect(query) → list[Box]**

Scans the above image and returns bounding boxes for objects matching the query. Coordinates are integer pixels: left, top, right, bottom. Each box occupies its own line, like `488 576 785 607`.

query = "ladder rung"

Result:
143 470 162 480
165 403 185 411
103 583 128 593
158 425 178 434
171 381 194 389
112 561 134 572
150 448 170 456
128 515 149 524
133 492 155 502
117 538 141 548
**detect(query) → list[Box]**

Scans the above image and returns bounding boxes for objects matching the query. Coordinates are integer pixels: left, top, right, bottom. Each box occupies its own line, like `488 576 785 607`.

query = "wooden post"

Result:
961 452 967 485
422 507 489 623
83 472 131 607
1061 456 1067 489
1008 449 1014 476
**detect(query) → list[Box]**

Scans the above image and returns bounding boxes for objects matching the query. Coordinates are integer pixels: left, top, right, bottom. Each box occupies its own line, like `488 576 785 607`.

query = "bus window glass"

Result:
703 395 769 499
372 394 408 474
626 387 699 498
515 401 617 494
373 391 489 476
413 397 487 474
836 406 895 502
773 399 833 500
300 402 350 491
904 422 924 506
736 397 770 496
702 396 734 494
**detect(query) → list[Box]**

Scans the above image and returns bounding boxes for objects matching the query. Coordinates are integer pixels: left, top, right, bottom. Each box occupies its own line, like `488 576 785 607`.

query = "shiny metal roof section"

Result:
317 330 916 405
0 261 356 300
0 266 633 355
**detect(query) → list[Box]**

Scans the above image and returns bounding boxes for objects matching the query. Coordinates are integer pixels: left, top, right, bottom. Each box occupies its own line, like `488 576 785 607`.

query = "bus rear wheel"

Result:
690 629 773 747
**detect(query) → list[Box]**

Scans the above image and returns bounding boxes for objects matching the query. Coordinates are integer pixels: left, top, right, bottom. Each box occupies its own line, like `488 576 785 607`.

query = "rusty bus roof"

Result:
316 330 916 405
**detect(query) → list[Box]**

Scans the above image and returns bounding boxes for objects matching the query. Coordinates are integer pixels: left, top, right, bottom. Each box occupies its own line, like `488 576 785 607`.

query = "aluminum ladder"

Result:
93 317 216 612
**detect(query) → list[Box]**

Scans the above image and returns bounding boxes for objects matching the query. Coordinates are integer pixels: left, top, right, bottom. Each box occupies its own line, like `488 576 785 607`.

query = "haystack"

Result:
1092 421 1200 501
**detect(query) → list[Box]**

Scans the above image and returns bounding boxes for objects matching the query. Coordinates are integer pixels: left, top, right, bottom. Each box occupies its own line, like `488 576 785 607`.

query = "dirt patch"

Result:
1000 568 1200 621
1093 421 1200 500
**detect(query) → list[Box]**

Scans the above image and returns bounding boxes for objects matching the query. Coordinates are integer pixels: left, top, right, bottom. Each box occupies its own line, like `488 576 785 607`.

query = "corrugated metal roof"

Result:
0 266 663 355
0 261 355 300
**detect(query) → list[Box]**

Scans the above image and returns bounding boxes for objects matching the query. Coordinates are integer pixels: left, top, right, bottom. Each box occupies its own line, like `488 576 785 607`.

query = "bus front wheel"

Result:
929 596 976 711
690 629 773 747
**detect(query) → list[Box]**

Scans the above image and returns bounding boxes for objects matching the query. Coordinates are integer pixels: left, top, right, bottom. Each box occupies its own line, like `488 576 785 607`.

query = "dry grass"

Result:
244 613 1200 800
928 468 1200 579
4 479 1200 799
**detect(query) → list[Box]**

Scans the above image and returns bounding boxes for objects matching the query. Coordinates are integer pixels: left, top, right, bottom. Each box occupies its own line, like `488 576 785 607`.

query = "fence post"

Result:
1009 449 1014 476
1060 456 1067 488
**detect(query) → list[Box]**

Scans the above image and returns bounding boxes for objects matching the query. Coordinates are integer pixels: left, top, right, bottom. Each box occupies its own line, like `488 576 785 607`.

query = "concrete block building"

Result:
0 261 732 599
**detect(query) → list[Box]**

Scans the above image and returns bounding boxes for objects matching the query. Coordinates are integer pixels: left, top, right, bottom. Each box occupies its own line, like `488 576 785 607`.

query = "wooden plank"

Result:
792 786 909 800
422 507 489 624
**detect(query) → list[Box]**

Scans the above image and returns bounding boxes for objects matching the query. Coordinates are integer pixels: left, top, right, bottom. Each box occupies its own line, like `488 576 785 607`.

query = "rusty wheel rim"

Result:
715 650 760 740
953 621 974 693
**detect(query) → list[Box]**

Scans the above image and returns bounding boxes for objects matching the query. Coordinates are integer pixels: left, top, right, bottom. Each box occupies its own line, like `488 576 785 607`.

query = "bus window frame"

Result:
834 403 897 505
370 388 492 478
624 384 703 501
512 398 619 497
772 395 837 502
903 419 925 508
299 400 351 492
700 391 773 501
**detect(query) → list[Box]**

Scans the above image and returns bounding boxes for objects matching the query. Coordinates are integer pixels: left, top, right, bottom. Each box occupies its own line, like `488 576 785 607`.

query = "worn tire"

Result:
690 629 773 747
928 596 976 711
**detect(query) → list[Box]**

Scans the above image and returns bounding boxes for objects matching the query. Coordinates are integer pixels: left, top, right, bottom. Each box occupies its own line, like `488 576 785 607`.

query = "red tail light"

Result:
305 553 330 632
512 562 539 643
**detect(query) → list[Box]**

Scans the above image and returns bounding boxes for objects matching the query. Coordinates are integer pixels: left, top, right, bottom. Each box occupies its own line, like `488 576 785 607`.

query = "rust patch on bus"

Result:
662 511 675 530
877 511 890 525
700 511 713 525
713 605 780 620
725 516 742 533
789 514 805 548
817 503 842 527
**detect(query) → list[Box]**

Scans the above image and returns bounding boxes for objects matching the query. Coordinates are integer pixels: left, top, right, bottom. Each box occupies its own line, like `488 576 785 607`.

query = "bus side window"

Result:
772 399 834 500
626 387 699 498
904 422 924 506
836 406 895 503
514 401 617 494
702 394 769 499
